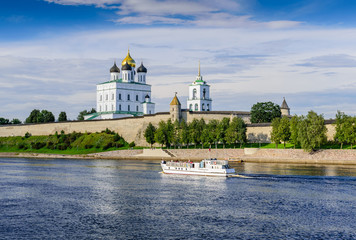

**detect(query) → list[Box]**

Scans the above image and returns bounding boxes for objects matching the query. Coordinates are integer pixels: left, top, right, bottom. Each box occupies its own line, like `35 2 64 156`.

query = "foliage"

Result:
334 111 356 149
271 116 291 149
289 115 300 149
58 112 67 122
144 123 156 147
154 120 173 147
297 111 327 152
225 117 247 148
0 130 128 154
11 119 22 124
25 109 55 123
217 118 230 148
271 118 281 148
77 108 96 121
250 102 281 123
0 118 10 125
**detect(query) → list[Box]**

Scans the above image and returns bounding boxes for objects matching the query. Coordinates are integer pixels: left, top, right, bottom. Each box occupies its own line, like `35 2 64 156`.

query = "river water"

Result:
1 158 356 239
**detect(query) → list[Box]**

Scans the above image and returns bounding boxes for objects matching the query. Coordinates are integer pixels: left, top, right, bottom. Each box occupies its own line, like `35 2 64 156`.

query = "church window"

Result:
149 110 151 114
193 89 197 99
112 94 114 100
202 103 205 111
119 104 121 111
128 105 130 111
100 95 102 101
100 106 102 112
112 104 114 111
119 93 121 100
203 89 206 99
106 94 108 100
189 104 192 111
195 104 198 111
105 105 107 111
136 106 139 112
127 94 130 101
207 104 210 111
136 95 139 101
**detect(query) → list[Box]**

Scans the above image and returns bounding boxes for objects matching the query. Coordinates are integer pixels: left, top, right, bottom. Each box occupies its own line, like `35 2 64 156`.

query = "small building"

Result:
187 62 212 112
85 50 155 120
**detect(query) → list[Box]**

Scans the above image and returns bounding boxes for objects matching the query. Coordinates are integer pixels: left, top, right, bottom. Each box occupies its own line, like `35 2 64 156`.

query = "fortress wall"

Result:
0 114 336 146
183 111 250 123
0 113 171 146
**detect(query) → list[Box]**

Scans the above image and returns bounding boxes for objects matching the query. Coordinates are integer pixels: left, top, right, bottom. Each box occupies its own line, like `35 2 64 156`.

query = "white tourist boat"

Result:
161 159 236 177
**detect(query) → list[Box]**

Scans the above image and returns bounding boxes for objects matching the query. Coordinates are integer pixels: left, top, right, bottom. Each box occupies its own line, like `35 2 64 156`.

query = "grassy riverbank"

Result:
0 130 142 155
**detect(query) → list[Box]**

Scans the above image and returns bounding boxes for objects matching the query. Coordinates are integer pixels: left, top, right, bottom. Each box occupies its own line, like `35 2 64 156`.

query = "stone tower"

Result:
170 93 181 122
281 97 290 116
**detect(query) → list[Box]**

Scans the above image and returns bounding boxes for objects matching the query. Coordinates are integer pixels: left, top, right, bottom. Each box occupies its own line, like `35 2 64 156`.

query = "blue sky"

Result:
1 0 356 121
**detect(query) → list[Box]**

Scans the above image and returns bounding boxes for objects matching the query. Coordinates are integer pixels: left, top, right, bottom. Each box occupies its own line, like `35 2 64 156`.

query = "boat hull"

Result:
162 169 235 177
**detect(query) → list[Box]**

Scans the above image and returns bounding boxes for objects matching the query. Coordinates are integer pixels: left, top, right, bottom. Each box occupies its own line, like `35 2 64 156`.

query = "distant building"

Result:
85 50 155 120
187 62 212 112
281 97 290 116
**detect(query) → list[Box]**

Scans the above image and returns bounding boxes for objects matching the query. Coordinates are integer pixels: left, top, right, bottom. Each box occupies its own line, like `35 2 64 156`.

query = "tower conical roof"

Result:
170 94 181 106
281 97 290 109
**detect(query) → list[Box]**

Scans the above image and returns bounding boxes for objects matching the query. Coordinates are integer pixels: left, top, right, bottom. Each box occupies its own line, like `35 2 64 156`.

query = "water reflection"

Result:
234 162 356 177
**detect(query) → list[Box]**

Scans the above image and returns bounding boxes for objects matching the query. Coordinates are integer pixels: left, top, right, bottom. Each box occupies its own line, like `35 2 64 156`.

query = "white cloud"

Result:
43 0 300 29
1 25 356 119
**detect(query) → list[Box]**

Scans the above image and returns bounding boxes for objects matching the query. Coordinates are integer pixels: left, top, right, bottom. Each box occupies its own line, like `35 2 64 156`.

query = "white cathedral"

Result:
85 50 155 120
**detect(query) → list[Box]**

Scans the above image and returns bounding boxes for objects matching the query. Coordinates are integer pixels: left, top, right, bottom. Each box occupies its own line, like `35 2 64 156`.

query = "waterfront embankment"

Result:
1 148 356 165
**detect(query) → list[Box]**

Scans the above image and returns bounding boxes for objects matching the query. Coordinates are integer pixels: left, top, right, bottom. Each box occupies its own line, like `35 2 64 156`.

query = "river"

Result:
1 158 356 239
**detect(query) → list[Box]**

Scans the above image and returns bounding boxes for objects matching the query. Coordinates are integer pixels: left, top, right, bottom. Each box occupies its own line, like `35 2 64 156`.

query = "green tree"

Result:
25 109 41 123
207 119 219 149
250 102 281 123
77 108 96 121
144 122 156 148
279 116 291 149
172 120 181 148
189 119 200 148
180 120 190 148
225 117 246 148
154 120 173 148
289 115 300 149
41 110 55 123
58 111 68 122
0 118 10 125
334 111 351 149
217 117 230 148
298 111 327 152
271 117 281 148
11 118 22 124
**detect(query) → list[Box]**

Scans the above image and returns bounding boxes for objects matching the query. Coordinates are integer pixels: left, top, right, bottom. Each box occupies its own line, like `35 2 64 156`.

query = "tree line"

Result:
144 117 247 149
271 111 327 152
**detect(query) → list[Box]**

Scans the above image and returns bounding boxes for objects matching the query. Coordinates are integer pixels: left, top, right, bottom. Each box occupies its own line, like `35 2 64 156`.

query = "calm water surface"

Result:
1 158 356 239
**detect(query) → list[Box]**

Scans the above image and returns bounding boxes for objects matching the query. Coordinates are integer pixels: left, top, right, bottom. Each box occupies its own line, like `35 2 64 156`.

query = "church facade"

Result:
85 50 155 120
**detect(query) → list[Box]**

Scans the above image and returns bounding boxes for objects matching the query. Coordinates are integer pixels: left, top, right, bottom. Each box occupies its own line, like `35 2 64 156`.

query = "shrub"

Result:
84 144 94 149
25 132 32 138
129 141 135 148
103 142 113 150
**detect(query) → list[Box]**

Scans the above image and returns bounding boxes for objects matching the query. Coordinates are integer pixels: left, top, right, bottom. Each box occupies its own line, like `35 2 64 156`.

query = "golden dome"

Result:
121 49 136 68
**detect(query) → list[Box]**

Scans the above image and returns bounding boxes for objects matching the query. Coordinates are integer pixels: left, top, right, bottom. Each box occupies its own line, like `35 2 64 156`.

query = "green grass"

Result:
0 130 140 155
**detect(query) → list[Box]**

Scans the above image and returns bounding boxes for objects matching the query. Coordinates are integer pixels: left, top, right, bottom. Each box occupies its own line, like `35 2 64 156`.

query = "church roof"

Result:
281 98 290 109
137 62 147 73
122 61 132 71
121 49 136 67
170 94 181 106
110 62 120 73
